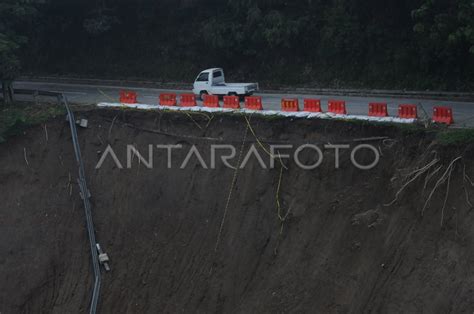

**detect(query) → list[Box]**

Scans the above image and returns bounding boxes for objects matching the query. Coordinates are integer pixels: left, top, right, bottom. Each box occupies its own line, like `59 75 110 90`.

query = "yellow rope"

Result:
97 88 117 103
187 111 212 121
214 117 250 252
244 115 273 157
184 112 203 130
244 114 291 237
275 164 292 235
183 111 214 130
243 115 287 170
276 165 284 221
243 115 291 232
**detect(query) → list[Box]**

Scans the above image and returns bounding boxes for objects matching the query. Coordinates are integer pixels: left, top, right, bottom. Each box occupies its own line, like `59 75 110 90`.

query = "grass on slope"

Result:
436 129 474 145
0 102 65 143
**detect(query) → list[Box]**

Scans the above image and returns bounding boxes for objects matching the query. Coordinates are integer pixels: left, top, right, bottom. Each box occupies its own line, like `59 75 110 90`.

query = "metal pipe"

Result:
62 95 102 314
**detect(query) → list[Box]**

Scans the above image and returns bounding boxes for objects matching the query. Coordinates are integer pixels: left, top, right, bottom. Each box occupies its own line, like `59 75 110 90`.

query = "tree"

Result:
412 0 474 87
0 0 37 104
12 0 474 90
0 35 20 104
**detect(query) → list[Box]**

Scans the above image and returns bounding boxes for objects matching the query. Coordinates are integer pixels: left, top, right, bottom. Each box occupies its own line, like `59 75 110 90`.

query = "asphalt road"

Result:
14 80 474 127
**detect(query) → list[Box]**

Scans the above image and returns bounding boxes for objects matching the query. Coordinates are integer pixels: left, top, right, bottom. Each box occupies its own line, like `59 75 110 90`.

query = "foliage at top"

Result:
0 0 37 82
13 0 474 90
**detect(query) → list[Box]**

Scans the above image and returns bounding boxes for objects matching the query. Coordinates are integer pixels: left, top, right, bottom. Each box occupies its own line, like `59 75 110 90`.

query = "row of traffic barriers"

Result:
280 98 454 124
119 91 455 125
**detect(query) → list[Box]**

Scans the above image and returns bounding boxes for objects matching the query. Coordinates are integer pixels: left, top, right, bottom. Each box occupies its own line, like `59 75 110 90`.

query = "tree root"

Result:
23 147 29 167
405 158 439 179
107 115 118 141
387 154 470 228
440 163 454 226
422 165 442 196
43 124 49 143
385 158 439 206
463 164 473 210
421 156 462 218
464 166 474 187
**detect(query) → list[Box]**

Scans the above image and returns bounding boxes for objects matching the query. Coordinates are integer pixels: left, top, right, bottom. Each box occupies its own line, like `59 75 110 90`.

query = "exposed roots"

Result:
464 166 474 187
43 124 49 143
422 165 442 196
107 115 118 140
385 158 439 206
421 156 462 218
406 158 439 178
387 154 470 228
463 164 474 210
440 164 454 227
23 147 29 167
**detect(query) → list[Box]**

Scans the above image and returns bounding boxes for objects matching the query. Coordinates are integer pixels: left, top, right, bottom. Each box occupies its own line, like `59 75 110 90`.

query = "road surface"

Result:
14 80 474 127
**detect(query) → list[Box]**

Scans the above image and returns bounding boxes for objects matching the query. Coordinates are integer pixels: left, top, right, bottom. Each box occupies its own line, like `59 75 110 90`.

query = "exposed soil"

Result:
1 109 474 313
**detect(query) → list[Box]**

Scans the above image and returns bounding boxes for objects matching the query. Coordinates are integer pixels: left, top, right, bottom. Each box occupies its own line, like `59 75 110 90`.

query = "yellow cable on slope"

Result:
184 112 203 130
97 88 117 103
243 115 287 170
244 114 291 236
214 117 250 252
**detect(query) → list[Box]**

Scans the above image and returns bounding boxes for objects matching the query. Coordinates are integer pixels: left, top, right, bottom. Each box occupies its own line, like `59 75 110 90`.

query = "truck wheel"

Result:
199 91 208 101
228 92 242 101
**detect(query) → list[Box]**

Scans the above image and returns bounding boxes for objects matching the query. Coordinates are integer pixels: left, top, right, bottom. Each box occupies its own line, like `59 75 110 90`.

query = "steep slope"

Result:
1 109 473 313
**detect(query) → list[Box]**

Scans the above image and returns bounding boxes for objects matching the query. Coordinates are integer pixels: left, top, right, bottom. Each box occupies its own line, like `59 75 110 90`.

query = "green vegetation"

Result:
0 103 65 143
436 129 474 145
0 0 37 104
16 0 473 91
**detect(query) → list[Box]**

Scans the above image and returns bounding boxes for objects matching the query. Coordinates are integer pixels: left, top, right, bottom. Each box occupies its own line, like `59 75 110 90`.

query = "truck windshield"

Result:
196 73 209 82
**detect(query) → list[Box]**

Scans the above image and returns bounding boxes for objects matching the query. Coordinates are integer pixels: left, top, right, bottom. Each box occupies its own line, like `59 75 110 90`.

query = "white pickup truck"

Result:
192 68 259 100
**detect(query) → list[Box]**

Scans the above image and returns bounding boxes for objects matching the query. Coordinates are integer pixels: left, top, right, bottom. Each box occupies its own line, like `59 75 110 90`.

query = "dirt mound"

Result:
1 109 474 313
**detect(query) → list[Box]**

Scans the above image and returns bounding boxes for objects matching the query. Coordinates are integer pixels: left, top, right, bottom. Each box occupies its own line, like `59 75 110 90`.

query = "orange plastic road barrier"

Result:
223 96 240 109
398 104 418 119
159 93 177 106
119 90 137 104
180 94 197 107
303 99 322 112
328 100 347 115
203 94 220 108
245 96 263 111
433 106 454 125
281 98 299 112
368 102 388 117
